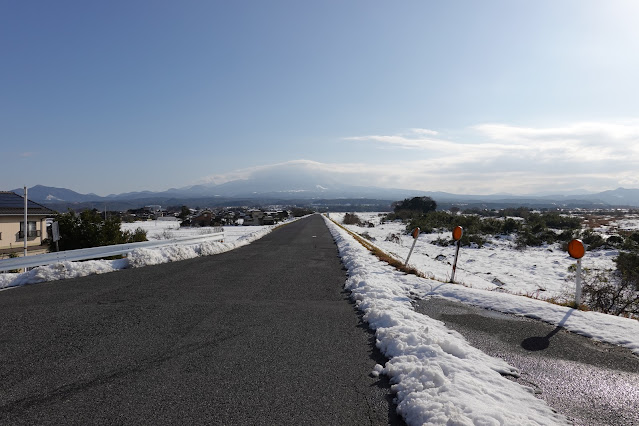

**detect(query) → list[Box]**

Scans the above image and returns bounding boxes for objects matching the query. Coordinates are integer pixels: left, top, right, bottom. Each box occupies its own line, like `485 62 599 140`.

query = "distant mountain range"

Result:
8 164 639 211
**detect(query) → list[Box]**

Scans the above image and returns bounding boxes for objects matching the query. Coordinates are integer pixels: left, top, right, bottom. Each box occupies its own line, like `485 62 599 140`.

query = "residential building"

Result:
0 191 57 252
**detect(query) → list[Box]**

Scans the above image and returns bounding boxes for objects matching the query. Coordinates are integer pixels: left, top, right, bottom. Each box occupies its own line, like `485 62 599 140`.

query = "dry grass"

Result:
329 217 429 279
582 215 617 229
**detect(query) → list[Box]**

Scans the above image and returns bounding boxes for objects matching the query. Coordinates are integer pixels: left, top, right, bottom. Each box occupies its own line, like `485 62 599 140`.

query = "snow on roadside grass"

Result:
324 215 568 425
331 212 618 301
0 224 277 289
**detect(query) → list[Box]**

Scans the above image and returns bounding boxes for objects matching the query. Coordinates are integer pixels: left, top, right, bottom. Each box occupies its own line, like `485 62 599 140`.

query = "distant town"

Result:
119 205 314 227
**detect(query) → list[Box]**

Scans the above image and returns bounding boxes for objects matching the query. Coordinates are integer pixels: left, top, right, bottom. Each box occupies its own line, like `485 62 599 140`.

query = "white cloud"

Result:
343 128 449 150
195 120 639 195
342 120 639 193
409 128 439 136
196 159 370 186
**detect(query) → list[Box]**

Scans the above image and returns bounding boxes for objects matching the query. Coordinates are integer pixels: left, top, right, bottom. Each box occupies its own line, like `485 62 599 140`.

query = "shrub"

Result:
616 252 639 287
51 210 147 251
343 213 362 225
542 213 582 230
606 235 624 248
431 236 451 247
580 252 639 316
580 229 606 251
385 233 401 244
126 227 147 243
393 196 437 215
502 218 520 234
621 232 639 250
461 233 486 248
359 232 375 241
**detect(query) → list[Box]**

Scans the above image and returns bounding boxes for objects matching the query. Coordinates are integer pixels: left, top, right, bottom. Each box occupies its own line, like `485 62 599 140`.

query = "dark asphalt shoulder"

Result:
415 296 639 426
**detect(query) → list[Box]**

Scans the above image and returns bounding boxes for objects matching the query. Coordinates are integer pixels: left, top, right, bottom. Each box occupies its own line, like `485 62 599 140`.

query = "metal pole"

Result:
575 258 582 306
23 186 28 258
405 238 418 266
450 239 461 283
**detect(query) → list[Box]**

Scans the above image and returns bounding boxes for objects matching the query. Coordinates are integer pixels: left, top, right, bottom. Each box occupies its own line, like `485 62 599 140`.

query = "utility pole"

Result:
23 186 28 258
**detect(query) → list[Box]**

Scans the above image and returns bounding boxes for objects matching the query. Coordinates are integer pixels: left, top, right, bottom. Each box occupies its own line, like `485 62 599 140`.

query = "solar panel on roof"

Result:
0 192 26 208
0 192 56 214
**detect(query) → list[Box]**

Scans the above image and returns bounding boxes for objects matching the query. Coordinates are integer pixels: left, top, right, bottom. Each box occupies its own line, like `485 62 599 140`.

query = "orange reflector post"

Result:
453 226 463 241
405 227 421 266
568 239 585 259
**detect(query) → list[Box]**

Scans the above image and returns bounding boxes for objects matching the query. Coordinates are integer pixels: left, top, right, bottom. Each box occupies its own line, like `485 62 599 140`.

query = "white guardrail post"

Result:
0 229 224 273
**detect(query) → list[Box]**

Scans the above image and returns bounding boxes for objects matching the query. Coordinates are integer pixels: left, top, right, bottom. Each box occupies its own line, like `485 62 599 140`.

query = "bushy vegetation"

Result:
581 252 639 317
382 200 639 316
343 212 376 227
343 212 362 225
385 203 639 252
390 196 437 220
51 209 147 251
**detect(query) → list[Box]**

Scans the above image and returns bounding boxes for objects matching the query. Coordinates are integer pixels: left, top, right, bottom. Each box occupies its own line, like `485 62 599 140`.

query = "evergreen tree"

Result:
51 210 147 251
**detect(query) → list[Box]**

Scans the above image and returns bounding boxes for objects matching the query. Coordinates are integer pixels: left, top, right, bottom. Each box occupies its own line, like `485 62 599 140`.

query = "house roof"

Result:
0 191 58 216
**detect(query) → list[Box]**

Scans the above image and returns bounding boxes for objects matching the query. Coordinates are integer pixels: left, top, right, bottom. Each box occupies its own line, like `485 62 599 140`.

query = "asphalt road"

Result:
414 297 639 426
0 215 403 425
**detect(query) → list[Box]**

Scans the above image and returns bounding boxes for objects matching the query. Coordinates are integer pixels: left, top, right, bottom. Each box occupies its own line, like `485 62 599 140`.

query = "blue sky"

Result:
2 0 638 196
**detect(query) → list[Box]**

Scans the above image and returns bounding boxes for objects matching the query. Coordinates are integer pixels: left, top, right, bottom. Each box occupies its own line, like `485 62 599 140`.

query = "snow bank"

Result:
324 216 568 425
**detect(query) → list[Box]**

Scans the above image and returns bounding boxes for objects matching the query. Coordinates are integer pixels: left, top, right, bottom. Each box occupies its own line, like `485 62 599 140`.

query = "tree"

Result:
51 209 147 251
179 206 191 220
393 196 437 215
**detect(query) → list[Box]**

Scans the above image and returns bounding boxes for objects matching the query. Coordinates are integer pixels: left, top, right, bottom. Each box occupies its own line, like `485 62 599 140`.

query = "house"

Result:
0 191 57 252
243 210 265 226
191 211 214 227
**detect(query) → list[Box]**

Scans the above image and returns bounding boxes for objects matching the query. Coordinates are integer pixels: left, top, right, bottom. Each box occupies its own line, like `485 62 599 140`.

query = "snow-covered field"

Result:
0 222 278 289
327 213 639 355
329 212 619 301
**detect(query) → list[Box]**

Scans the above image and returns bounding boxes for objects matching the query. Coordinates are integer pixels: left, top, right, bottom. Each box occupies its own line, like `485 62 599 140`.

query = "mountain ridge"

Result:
7 164 639 209
7 183 639 209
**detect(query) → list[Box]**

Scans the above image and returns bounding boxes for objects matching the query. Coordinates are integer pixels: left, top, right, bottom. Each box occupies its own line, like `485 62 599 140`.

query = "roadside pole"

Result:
404 227 420 266
23 186 28 258
52 221 60 252
568 239 585 306
450 226 463 283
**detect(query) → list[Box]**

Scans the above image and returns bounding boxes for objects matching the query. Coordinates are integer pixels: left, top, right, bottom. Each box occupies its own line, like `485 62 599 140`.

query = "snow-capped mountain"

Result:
8 162 639 208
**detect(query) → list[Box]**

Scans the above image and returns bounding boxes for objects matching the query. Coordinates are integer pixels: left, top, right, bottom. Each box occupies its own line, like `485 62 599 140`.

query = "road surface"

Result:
0 215 403 425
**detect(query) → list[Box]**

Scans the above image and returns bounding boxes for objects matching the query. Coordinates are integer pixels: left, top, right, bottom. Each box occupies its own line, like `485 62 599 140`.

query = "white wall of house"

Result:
0 216 48 250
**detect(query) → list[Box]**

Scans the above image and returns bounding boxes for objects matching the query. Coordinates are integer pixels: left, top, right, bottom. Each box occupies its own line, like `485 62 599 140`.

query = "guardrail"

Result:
0 230 224 272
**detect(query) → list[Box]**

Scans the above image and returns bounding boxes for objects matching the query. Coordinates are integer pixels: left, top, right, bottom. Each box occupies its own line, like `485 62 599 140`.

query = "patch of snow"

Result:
324 215 569 425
